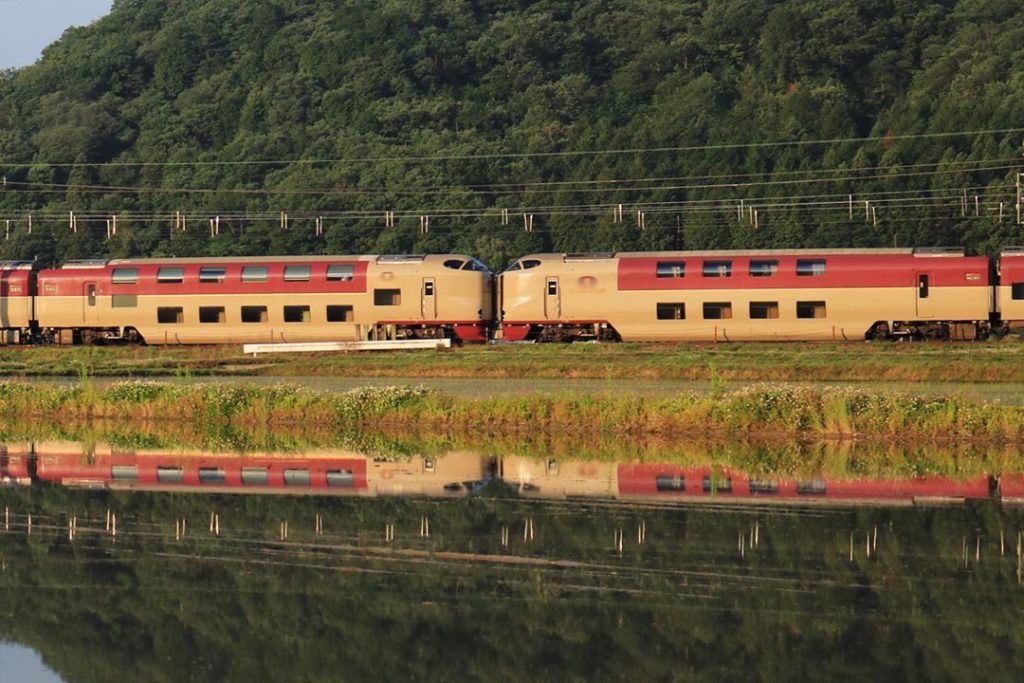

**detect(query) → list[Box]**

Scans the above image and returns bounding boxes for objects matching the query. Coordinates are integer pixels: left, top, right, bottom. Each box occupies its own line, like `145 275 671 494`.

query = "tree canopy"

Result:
1 0 1023 267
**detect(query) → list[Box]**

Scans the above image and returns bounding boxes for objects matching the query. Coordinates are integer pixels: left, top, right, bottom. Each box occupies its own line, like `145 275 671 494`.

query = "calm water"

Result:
2 440 1024 681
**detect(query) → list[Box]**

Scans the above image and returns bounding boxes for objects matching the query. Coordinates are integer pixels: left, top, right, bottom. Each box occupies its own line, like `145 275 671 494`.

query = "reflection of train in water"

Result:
5 444 1023 505
1 443 489 497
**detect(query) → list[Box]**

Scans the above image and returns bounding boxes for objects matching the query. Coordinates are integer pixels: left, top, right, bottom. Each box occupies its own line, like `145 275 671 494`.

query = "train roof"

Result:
57 254 478 268
514 247 970 262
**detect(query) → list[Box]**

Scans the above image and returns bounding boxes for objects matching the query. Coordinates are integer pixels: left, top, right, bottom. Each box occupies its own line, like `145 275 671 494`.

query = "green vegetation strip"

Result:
4 380 1024 446
4 341 1024 382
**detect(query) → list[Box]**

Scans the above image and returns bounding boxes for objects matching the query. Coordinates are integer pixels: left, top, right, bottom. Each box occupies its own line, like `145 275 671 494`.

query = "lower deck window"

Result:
283 305 311 323
749 480 779 494
797 480 827 495
374 289 401 306
199 306 226 323
326 305 354 322
796 301 827 319
703 302 732 320
241 306 268 323
656 303 685 320
158 307 183 324
1013 283 1024 300
749 301 779 319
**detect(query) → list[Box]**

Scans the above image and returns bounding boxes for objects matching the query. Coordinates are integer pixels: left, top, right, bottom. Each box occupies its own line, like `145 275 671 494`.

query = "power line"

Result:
4 127 1023 168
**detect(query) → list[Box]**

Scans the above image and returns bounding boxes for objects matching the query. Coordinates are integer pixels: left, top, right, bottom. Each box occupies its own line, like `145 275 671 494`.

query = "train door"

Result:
84 282 99 324
421 277 437 319
915 272 933 318
544 277 560 319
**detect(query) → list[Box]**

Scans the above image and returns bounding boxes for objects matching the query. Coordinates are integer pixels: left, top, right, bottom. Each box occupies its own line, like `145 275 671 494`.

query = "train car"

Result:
501 456 618 499
499 248 991 342
995 248 1024 331
33 254 492 344
0 261 37 344
31 443 489 497
0 443 33 486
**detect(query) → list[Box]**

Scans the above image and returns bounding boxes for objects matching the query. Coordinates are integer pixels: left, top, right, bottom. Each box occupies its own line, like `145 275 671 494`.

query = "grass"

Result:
5 380 1024 446
5 339 1024 382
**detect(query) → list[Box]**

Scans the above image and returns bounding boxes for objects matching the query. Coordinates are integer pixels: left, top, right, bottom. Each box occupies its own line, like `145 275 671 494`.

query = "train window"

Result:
199 266 226 283
327 264 355 281
157 307 183 324
521 259 541 269
797 480 827 495
656 261 686 278
157 267 185 283
1013 283 1024 300
283 469 311 486
326 469 355 487
424 281 434 296
918 274 929 298
156 466 184 483
749 480 779 494
111 268 138 284
655 475 685 492
198 468 226 485
796 259 826 276
240 467 268 485
703 302 733 319
284 265 311 282
199 306 226 323
702 475 733 494
111 294 137 308
326 305 354 322
796 301 827 319
241 266 268 283
547 280 558 295
462 259 488 272
283 305 311 323
111 465 138 481
702 260 731 277
241 306 268 323
656 303 685 320
749 301 779 319
749 260 778 277
444 259 465 270
374 289 401 306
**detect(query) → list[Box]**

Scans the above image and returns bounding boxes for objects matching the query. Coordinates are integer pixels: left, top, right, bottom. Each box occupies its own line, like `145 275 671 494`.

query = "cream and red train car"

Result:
995 248 1024 332
31 443 488 497
499 248 992 342
0 261 36 344
0 443 33 486
32 254 492 344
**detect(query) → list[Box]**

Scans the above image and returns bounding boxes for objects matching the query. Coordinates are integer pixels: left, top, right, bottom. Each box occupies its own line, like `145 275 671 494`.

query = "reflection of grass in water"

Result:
2 417 1021 479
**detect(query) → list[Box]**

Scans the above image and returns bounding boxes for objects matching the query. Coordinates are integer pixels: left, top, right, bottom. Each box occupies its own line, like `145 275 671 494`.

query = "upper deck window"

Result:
111 268 138 285
749 260 778 277
326 264 355 281
157 267 185 283
284 265 311 282
199 266 226 283
796 259 826 276
241 266 268 283
702 261 732 277
656 262 686 278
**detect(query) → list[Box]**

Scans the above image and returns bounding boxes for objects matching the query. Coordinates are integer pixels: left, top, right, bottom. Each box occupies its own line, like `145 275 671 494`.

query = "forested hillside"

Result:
1 0 1023 267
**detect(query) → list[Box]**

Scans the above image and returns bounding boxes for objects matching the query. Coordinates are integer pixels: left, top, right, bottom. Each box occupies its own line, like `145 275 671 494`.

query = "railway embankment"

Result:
3 381 1024 452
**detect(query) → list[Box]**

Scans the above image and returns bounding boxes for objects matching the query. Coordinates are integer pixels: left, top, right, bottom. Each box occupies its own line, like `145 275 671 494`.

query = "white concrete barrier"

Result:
242 338 451 356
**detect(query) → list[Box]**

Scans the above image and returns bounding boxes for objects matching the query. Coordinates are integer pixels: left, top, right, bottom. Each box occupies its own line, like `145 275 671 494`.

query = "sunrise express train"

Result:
3 247 1024 344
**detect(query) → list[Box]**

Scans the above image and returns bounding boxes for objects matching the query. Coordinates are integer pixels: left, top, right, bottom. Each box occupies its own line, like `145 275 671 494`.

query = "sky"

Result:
0 0 113 69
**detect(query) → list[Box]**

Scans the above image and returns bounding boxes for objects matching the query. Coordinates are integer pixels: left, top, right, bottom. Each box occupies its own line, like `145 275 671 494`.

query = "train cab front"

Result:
497 255 551 341
433 255 494 342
